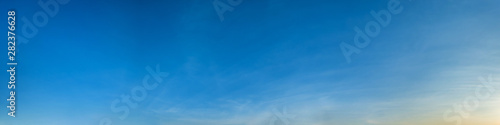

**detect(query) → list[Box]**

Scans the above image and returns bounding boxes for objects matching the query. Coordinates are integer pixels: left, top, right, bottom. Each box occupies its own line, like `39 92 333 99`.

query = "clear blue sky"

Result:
1 0 500 125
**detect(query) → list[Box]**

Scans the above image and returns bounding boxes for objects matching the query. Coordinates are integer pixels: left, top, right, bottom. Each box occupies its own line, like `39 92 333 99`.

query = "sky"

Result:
0 0 500 125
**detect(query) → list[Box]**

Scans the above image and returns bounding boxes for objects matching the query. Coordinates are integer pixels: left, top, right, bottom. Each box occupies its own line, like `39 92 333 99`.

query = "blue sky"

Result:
1 0 500 125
